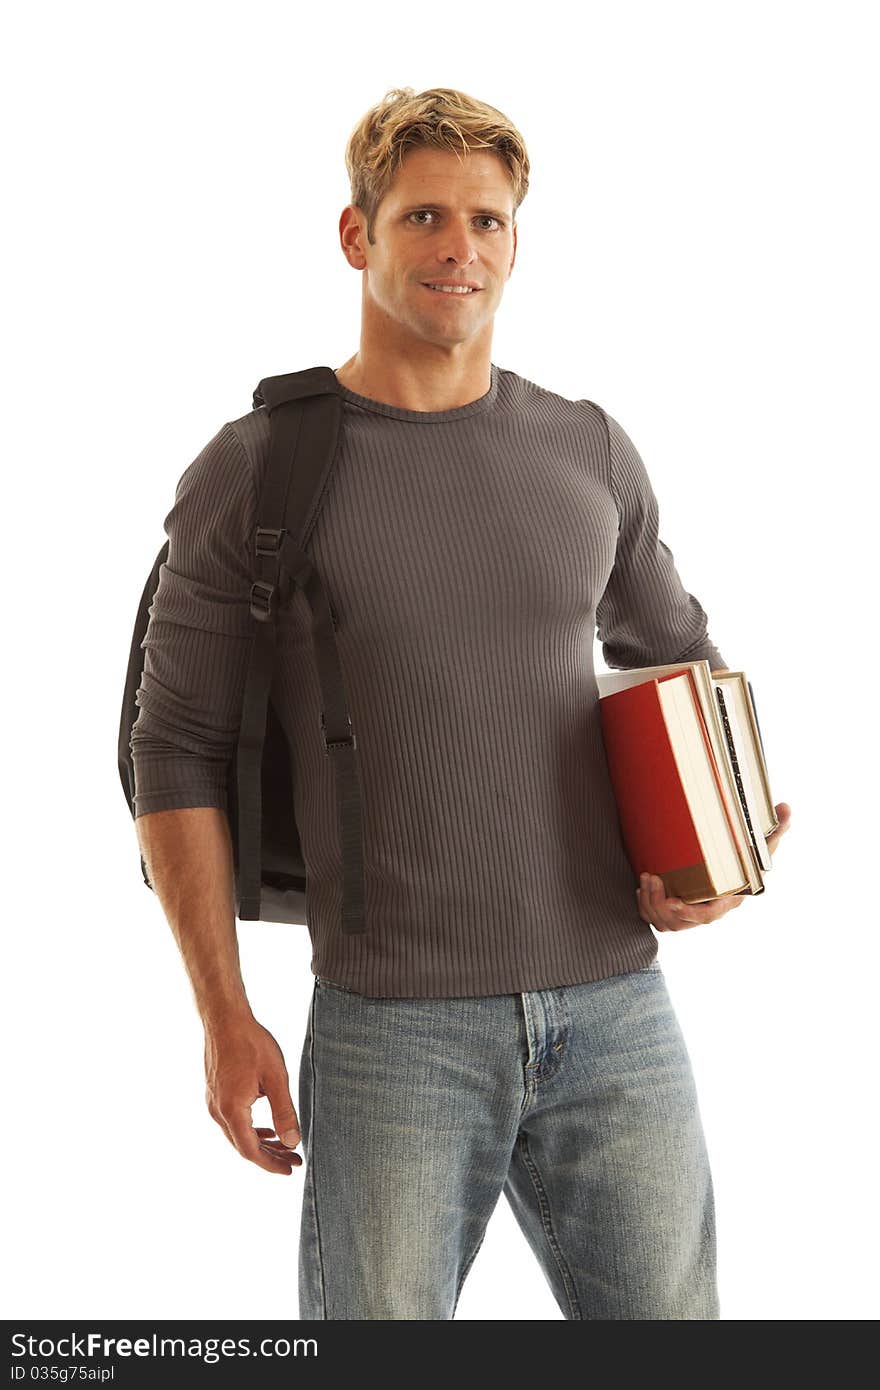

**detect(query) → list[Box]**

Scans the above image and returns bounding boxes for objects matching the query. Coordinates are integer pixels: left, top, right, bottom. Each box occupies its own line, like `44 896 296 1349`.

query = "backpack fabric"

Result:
117 367 368 934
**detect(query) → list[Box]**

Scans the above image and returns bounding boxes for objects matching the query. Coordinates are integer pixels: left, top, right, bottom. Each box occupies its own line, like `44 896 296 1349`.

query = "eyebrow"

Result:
400 203 510 220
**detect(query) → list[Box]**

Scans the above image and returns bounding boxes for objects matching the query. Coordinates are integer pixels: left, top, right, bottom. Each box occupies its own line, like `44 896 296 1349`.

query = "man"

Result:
130 86 791 1320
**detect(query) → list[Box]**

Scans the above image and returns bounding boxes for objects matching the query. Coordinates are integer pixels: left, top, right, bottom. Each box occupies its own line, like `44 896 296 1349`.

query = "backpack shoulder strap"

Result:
236 367 366 935
252 364 339 411
253 365 342 569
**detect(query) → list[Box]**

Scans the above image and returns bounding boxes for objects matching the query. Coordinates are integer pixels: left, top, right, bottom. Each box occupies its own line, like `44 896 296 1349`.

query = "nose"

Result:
431 218 480 270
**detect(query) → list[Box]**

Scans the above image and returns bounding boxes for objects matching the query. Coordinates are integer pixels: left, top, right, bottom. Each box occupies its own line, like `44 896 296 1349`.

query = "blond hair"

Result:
344 86 530 244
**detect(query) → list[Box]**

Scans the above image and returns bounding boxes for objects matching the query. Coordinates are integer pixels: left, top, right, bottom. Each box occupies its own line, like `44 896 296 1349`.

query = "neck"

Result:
333 352 492 413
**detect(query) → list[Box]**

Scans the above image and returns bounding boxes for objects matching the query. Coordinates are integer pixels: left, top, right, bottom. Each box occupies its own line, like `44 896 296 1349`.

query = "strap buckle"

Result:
255 526 286 556
249 579 275 621
320 712 357 752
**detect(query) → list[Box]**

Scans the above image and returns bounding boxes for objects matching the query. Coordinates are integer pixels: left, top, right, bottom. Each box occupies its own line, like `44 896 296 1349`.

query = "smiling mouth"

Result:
422 284 482 297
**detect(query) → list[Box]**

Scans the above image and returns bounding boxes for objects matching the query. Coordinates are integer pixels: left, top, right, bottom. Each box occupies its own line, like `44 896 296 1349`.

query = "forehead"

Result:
386 147 514 208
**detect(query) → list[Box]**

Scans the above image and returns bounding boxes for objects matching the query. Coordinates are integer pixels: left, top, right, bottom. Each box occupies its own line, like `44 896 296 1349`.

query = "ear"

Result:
339 205 368 270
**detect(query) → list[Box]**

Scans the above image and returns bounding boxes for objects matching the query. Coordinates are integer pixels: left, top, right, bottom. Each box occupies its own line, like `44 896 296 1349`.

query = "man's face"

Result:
344 146 517 349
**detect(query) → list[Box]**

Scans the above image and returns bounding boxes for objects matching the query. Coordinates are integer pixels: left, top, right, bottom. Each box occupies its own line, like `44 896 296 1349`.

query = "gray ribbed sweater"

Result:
130 363 727 997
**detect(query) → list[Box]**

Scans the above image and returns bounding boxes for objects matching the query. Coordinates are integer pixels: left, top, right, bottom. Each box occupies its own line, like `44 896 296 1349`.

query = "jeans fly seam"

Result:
518 992 538 1114
516 1133 582 1320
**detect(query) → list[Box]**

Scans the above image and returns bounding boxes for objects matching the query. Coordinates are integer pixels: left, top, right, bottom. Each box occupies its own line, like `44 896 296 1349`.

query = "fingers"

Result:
638 873 686 931
254 1126 303 1167
638 874 744 931
206 1104 302 1173
767 801 792 856
226 1106 298 1175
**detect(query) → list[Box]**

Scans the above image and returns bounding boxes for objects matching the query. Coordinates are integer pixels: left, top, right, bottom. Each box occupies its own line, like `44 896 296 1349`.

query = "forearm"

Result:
135 806 254 1031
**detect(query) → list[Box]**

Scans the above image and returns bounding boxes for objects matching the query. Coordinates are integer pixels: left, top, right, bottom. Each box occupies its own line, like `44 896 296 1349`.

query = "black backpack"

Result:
117 366 367 935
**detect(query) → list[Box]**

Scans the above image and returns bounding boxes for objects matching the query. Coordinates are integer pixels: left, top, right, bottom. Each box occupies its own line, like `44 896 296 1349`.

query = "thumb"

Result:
270 1096 301 1148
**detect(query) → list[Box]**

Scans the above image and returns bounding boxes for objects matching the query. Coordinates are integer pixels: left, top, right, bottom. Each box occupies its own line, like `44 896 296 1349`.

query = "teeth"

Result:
426 284 475 294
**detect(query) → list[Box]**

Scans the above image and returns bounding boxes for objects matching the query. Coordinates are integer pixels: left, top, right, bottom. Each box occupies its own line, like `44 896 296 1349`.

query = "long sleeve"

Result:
594 406 728 672
129 421 258 817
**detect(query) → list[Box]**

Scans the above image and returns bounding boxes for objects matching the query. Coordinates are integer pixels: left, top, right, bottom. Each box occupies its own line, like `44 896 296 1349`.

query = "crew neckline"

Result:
334 362 499 422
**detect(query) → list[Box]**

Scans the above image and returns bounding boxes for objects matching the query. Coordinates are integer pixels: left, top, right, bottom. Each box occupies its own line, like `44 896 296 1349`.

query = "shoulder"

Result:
225 405 271 482
496 365 611 443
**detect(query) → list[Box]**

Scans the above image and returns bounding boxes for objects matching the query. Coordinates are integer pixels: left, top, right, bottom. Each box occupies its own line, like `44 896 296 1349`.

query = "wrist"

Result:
201 996 255 1035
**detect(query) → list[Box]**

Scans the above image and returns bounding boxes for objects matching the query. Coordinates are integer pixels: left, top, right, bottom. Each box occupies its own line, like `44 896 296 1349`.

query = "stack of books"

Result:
596 661 778 906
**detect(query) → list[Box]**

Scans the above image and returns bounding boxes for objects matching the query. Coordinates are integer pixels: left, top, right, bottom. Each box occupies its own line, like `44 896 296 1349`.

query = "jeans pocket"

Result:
315 974 356 994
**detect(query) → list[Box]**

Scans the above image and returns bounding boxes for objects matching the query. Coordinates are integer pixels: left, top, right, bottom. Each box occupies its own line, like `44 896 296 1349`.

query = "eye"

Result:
407 211 505 230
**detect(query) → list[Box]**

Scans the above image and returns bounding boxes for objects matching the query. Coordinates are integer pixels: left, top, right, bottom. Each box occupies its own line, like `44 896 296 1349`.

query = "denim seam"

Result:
515 1133 582 1320
307 983 328 1319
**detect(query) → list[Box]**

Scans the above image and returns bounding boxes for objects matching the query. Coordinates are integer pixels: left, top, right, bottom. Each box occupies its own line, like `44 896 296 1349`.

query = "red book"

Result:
598 668 755 903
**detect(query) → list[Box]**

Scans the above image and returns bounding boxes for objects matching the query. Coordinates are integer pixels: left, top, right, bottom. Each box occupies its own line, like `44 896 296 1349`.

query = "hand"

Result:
203 1016 303 1174
765 800 792 858
637 801 792 933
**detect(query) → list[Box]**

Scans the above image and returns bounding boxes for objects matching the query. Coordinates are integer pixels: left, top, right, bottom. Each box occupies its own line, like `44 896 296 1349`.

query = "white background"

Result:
3 0 877 1322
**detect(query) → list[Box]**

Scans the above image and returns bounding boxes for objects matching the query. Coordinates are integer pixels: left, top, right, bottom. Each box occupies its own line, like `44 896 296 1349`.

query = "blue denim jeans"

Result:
297 959 719 1320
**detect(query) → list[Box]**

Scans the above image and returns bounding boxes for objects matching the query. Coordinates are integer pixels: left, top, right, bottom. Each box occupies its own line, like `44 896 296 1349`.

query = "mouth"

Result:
421 283 482 298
